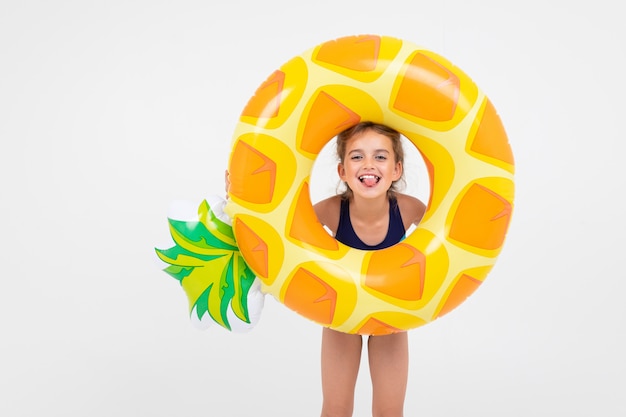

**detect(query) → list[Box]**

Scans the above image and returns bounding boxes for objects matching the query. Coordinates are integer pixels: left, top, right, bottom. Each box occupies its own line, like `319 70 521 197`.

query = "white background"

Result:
2 1 625 416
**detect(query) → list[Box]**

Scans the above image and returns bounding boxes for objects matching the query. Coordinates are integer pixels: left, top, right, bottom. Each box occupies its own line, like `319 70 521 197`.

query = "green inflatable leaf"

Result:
155 199 257 330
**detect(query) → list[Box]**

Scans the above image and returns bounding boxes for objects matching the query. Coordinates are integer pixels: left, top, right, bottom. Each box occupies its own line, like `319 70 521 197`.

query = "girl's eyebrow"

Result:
348 149 390 154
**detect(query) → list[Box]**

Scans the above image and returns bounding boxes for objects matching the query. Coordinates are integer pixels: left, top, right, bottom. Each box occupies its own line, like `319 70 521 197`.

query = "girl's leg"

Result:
320 327 363 417
368 332 409 417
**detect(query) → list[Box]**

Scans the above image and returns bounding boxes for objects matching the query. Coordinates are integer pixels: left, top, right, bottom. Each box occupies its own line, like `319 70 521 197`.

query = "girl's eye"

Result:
375 155 387 160
351 155 363 160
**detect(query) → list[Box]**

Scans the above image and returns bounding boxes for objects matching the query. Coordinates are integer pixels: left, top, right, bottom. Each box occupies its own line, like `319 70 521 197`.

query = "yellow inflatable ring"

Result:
225 35 514 335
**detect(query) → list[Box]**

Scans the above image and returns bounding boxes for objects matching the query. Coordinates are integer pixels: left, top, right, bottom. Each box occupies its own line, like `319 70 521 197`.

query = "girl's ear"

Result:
393 161 403 181
337 163 346 181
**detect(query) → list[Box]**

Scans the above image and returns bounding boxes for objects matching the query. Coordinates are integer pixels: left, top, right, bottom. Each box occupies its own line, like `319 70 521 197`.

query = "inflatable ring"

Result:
225 34 514 335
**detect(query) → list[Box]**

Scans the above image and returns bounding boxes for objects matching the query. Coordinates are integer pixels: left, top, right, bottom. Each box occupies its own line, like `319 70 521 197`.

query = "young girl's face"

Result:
338 129 402 200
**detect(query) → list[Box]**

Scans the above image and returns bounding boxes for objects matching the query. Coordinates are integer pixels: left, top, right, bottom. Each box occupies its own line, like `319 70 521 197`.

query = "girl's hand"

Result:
224 170 230 198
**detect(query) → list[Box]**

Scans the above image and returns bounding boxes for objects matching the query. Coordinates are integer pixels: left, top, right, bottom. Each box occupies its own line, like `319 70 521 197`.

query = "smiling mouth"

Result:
359 175 380 186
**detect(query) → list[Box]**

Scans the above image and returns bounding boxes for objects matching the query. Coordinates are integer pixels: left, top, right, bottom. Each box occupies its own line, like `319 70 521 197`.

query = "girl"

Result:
225 121 426 417
314 122 426 417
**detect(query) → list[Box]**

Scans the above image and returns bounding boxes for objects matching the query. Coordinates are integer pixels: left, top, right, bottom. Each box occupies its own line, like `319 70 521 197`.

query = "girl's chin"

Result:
352 186 389 199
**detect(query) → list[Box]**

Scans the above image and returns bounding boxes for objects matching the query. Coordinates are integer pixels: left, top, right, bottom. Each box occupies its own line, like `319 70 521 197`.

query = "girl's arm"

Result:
224 170 230 198
396 193 427 230
313 195 342 236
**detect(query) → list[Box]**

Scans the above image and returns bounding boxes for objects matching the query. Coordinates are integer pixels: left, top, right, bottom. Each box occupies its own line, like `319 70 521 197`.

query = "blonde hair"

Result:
335 121 406 200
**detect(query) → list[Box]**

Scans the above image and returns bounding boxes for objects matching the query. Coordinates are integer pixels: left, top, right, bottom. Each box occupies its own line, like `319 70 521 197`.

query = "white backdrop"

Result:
2 1 625 416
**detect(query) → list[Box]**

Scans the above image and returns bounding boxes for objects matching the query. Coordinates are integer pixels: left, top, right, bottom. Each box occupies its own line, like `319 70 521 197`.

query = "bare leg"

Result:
368 332 408 417
320 327 363 417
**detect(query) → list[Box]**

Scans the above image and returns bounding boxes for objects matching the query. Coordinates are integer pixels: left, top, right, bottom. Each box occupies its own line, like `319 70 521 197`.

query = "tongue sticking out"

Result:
361 176 378 187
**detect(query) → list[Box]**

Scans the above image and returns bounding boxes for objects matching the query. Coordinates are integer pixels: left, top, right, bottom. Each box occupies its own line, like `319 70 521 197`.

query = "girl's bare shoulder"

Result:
314 195 342 233
396 193 427 227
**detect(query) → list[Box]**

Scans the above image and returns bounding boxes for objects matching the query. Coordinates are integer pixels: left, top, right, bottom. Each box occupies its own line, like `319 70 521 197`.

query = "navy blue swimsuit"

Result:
335 198 405 250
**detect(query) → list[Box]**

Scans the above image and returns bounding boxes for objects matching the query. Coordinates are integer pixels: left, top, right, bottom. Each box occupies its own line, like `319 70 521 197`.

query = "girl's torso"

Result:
335 197 405 250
